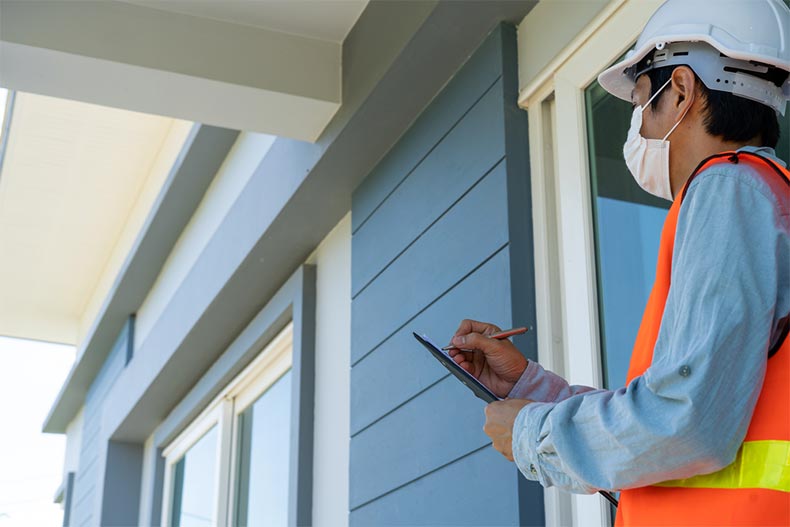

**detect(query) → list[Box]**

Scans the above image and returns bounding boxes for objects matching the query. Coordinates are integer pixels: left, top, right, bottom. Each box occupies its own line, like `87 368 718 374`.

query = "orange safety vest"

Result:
614 151 790 527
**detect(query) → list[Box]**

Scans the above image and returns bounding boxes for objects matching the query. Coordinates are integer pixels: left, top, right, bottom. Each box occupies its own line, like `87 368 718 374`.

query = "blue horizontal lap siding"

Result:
350 247 512 435
350 446 519 526
350 25 529 525
351 161 509 364
351 32 504 234
351 77 506 297
70 324 130 527
350 374 499 508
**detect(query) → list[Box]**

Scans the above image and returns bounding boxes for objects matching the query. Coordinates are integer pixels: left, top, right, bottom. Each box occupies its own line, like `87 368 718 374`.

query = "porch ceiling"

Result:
0 90 191 345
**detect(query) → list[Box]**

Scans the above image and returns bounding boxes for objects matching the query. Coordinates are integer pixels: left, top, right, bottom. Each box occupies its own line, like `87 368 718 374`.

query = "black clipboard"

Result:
413 332 501 403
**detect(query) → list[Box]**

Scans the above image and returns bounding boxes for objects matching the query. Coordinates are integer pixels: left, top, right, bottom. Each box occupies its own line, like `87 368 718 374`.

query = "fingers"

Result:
451 331 509 356
451 350 475 373
453 319 501 338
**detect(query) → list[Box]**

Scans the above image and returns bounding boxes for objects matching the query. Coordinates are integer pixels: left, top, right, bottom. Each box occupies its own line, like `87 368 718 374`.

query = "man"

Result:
449 1 790 525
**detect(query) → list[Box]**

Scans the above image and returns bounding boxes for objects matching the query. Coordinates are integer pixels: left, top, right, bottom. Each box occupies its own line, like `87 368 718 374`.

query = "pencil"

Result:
441 326 529 351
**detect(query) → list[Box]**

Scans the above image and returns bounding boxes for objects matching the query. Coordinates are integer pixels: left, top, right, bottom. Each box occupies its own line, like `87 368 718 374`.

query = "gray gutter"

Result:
43 124 240 433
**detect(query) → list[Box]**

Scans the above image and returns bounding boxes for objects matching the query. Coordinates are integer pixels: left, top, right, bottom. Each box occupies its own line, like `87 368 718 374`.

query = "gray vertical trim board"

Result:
100 441 144 527
62 472 75 527
125 315 135 366
288 265 316 527
148 448 165 527
496 24 545 527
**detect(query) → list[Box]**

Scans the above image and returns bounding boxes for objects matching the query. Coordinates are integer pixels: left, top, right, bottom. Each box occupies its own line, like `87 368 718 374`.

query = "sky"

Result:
0 336 75 527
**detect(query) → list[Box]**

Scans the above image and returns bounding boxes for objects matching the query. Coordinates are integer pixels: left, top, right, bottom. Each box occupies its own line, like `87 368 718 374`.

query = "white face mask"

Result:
623 78 693 201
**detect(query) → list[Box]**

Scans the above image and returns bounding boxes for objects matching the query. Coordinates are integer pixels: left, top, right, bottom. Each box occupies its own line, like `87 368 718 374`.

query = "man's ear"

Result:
669 66 697 117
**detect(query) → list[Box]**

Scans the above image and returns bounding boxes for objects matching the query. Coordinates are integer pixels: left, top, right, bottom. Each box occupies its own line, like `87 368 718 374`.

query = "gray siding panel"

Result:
351 77 506 297
350 23 541 525
350 247 512 435
351 32 504 234
350 375 494 508
70 323 130 527
351 160 509 364
349 446 520 526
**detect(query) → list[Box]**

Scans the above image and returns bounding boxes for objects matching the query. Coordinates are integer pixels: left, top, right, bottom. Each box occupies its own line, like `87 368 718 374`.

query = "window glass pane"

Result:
586 55 668 525
234 369 292 527
585 76 669 391
170 426 218 527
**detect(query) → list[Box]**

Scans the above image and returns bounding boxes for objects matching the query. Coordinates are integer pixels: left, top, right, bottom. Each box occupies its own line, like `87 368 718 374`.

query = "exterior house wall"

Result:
348 24 541 525
133 132 277 352
69 321 131 527
43 3 554 525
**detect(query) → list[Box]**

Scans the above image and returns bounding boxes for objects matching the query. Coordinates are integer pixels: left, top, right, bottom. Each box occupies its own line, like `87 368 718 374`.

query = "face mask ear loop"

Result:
642 77 673 110
662 91 695 141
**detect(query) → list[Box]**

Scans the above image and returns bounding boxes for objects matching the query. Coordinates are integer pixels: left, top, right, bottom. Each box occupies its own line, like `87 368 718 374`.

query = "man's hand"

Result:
483 398 532 461
448 319 528 398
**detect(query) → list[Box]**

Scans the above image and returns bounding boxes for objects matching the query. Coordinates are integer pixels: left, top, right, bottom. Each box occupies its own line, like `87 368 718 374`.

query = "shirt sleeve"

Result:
506 360 598 402
511 169 786 493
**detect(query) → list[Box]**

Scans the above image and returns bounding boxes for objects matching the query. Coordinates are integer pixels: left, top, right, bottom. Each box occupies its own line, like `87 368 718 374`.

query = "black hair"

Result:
636 52 783 148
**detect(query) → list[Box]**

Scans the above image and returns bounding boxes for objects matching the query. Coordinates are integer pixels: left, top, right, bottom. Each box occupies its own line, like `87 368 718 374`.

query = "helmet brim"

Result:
598 50 640 104
598 32 790 103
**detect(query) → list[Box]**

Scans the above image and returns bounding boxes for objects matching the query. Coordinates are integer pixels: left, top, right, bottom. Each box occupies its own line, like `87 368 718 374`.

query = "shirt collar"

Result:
736 145 787 168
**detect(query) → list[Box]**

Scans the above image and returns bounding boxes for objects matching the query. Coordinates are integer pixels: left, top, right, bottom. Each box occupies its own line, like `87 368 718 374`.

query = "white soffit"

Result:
122 0 369 43
0 91 188 345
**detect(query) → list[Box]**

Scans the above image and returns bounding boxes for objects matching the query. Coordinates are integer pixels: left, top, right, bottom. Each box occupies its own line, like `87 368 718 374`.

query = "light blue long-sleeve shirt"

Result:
508 146 790 493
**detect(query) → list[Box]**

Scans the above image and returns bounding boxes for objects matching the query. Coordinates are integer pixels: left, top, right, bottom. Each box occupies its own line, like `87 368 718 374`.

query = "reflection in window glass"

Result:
170 426 218 527
234 369 292 527
585 78 669 391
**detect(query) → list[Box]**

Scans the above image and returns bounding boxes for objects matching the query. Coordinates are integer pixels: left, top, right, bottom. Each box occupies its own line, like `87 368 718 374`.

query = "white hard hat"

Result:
598 0 790 115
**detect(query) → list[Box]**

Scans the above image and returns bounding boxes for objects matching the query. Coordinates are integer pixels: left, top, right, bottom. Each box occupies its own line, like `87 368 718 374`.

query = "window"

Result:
523 3 669 527
585 63 669 390
161 323 293 527
170 426 218 527
233 370 292 527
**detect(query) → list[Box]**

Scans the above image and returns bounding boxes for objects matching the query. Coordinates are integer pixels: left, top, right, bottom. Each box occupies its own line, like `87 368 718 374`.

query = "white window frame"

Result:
160 322 294 527
521 1 662 526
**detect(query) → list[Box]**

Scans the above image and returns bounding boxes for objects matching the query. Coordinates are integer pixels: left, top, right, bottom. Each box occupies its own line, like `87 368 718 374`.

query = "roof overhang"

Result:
41 124 240 433
0 0 368 142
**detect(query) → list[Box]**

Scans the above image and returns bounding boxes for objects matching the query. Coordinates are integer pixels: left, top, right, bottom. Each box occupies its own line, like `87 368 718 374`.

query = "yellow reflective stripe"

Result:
656 441 790 493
